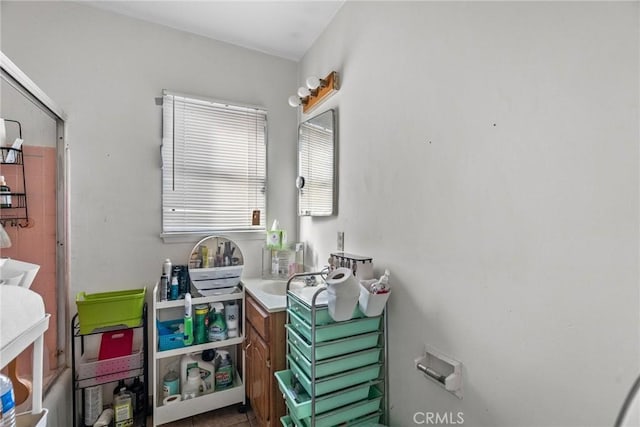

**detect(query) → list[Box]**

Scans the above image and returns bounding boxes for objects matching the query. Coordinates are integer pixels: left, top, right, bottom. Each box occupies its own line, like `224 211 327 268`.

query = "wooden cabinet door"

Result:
251 330 271 427
245 325 254 400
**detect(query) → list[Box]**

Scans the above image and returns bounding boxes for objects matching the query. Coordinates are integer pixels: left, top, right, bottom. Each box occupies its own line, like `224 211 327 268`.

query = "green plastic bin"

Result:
288 309 381 343
288 344 382 379
76 288 146 334
275 370 374 419
286 325 380 361
288 355 381 397
286 388 383 427
288 292 363 325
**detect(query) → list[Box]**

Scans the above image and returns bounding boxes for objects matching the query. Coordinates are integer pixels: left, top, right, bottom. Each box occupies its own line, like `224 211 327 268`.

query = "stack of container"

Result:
275 276 386 427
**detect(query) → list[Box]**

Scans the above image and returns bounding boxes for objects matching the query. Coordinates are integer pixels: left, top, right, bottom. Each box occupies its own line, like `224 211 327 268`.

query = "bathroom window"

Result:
161 92 267 234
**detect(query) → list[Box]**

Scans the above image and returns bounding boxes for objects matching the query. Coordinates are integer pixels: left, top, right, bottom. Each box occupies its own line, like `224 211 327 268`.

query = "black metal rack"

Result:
0 118 29 227
71 303 149 427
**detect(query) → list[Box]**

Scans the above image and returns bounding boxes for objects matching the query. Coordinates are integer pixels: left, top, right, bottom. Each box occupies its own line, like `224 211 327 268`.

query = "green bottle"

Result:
215 350 233 389
208 303 227 341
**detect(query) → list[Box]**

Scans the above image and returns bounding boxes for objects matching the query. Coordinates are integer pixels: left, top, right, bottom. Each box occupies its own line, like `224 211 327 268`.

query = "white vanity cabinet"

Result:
151 283 246 426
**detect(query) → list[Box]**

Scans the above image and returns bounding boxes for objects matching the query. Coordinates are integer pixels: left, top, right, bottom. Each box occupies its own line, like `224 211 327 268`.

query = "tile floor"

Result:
151 404 258 427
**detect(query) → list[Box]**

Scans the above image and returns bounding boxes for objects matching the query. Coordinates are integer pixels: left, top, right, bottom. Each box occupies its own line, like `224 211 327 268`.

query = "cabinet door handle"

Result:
245 342 252 351
266 359 271 369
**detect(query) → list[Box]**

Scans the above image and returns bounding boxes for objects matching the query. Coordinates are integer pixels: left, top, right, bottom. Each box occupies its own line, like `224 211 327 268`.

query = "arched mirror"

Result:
188 236 244 295
297 109 336 216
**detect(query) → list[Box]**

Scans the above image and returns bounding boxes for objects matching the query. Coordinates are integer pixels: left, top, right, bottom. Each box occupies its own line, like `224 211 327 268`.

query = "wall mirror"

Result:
188 235 244 295
297 109 336 216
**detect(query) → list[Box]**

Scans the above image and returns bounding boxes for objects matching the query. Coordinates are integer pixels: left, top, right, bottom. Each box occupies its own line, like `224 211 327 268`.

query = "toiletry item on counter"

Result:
215 350 234 390
267 219 287 249
224 301 239 338
113 387 134 427
208 303 227 341
0 176 11 208
183 293 193 346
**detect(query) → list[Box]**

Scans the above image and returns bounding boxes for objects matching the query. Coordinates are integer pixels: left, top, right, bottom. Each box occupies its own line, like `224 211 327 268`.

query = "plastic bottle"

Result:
197 352 215 394
0 373 16 427
371 269 391 294
170 275 179 300
181 368 204 400
0 176 11 209
163 258 172 277
208 303 227 342
215 350 234 390
224 301 239 338
113 387 133 427
160 274 168 302
180 354 198 394
129 378 145 416
183 293 193 346
112 379 126 400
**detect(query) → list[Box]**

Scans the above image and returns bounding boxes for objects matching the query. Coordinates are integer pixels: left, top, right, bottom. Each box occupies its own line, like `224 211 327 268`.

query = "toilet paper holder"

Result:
414 346 463 399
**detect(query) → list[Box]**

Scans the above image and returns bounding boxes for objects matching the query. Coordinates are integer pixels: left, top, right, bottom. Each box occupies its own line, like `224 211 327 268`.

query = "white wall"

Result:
300 2 639 426
0 1 298 297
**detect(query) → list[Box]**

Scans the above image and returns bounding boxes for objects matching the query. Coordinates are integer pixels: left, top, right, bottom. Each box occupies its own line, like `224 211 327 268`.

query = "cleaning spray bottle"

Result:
215 350 234 390
183 292 194 346
208 303 227 342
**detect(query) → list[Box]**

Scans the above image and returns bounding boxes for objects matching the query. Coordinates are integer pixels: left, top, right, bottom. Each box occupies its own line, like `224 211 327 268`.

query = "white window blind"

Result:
162 92 266 233
299 121 334 215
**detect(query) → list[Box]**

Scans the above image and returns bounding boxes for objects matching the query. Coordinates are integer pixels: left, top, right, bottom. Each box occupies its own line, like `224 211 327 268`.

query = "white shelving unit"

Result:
151 283 246 426
0 313 50 427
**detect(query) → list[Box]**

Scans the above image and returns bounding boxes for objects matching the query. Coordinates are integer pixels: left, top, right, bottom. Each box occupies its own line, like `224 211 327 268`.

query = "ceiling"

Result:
87 1 345 61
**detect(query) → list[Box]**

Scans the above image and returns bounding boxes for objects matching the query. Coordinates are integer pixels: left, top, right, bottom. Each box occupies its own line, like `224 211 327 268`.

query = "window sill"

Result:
160 230 266 244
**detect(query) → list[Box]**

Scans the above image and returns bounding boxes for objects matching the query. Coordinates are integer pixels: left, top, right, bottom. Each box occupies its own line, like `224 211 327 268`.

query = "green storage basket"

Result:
288 292 363 325
288 355 381 397
275 370 374 420
288 344 382 379
286 388 383 427
288 309 381 343
76 288 146 334
286 325 380 361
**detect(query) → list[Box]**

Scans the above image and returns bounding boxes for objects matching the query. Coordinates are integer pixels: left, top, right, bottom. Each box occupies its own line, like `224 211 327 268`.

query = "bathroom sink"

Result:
0 258 40 288
260 280 287 296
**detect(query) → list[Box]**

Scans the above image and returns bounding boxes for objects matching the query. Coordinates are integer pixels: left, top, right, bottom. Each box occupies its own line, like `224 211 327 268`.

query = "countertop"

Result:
242 277 329 313
242 278 288 313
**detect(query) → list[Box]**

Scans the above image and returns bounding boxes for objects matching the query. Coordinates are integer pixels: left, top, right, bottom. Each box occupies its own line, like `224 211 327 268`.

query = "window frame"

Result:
160 90 268 241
